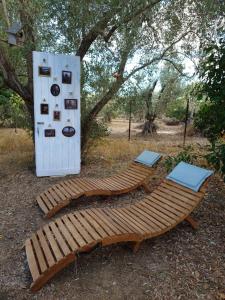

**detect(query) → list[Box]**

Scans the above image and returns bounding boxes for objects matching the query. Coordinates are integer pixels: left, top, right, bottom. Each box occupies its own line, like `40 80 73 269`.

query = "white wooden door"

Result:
33 51 80 176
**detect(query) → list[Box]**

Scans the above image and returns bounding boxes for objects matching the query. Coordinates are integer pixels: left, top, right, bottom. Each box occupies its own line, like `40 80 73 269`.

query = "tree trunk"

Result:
81 77 124 152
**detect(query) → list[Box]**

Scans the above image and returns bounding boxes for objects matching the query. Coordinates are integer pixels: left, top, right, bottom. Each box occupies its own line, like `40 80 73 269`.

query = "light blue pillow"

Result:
134 150 162 167
166 161 213 192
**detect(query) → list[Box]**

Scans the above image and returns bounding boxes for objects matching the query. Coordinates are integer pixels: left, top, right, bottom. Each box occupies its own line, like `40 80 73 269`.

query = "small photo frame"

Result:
64 99 78 109
39 66 51 77
62 71 72 84
45 129 55 137
53 111 61 121
40 103 49 114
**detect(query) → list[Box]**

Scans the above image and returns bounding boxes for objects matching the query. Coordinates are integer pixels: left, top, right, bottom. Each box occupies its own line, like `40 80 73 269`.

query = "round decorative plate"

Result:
62 126 76 137
50 84 60 96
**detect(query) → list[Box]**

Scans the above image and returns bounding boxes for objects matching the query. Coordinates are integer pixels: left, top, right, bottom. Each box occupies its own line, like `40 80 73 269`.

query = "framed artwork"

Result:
64 99 78 109
53 111 61 121
45 129 55 137
39 66 51 77
40 103 49 114
62 71 72 84
50 84 60 96
62 126 76 137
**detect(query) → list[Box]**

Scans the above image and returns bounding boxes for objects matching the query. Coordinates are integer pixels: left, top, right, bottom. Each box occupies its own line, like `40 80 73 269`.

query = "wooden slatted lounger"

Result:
25 166 212 292
37 157 160 218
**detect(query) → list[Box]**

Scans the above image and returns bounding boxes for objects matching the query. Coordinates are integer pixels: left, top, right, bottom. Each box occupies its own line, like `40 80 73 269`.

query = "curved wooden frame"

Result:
36 162 156 218
25 178 210 292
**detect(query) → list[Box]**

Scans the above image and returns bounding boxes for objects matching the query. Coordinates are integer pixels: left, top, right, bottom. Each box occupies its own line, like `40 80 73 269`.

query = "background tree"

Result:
0 0 225 157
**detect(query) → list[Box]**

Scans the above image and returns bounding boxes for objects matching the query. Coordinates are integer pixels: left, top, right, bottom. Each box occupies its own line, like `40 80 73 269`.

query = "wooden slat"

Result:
143 197 181 220
55 219 78 251
66 179 84 194
85 209 115 236
111 209 145 234
154 189 193 210
57 183 73 198
114 174 138 186
120 208 151 233
146 195 184 217
49 222 70 256
25 239 40 281
47 188 62 203
92 209 126 235
43 225 63 261
161 182 199 201
68 213 94 244
164 179 204 195
31 234 48 273
53 185 68 201
80 211 108 238
36 229 55 267
73 212 101 241
37 196 49 214
62 215 87 247
136 201 176 224
45 191 58 207
104 208 136 233
72 178 92 191
41 193 53 210
157 186 197 207
131 205 169 229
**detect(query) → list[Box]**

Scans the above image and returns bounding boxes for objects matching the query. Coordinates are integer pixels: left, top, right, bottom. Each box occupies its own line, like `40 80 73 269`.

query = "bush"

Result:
0 91 31 130
166 98 188 122
164 145 197 172
205 141 225 181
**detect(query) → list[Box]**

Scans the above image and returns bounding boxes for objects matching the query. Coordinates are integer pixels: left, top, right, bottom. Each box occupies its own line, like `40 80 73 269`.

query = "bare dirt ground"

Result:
0 120 225 300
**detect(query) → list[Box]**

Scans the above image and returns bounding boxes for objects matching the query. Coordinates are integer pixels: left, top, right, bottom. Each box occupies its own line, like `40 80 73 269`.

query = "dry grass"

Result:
0 128 33 173
87 135 209 164
0 122 210 175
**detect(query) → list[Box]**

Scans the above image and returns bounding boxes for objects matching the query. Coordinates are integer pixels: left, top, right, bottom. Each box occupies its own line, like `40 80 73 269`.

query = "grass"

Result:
87 135 209 164
0 128 33 172
0 127 209 174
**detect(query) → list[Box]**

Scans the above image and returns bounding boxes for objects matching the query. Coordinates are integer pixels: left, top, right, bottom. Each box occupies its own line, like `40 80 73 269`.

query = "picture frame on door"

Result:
40 103 49 114
39 66 51 77
53 111 61 121
64 99 78 109
62 71 72 84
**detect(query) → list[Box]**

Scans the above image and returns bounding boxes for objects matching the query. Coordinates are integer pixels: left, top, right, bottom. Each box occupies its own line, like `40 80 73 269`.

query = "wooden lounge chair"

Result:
25 162 213 292
36 151 162 218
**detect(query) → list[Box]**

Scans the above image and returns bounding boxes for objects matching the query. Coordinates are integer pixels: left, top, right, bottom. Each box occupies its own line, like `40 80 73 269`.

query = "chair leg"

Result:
142 182 151 193
130 241 142 253
185 215 199 230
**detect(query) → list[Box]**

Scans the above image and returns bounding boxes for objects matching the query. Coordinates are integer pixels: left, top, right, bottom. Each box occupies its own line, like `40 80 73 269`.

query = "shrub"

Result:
164 145 197 172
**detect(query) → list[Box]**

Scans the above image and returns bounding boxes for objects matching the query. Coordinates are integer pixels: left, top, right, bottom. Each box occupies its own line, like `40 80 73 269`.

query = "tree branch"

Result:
76 8 121 60
162 58 196 78
124 31 192 81
1 0 10 27
103 0 162 43
0 43 31 101
77 0 162 60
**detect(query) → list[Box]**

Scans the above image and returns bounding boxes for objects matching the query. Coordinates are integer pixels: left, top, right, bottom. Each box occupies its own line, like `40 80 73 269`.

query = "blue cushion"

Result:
166 161 213 192
134 150 162 167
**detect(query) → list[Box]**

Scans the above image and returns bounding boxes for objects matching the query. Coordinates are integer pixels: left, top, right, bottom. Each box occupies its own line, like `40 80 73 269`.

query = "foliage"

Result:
194 37 225 143
205 141 225 181
164 145 197 172
194 28 225 178
166 97 187 121
0 90 31 129
1 0 225 154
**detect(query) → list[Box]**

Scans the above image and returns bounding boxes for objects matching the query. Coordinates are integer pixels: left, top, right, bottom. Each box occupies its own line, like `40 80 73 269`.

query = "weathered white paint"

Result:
33 51 80 177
